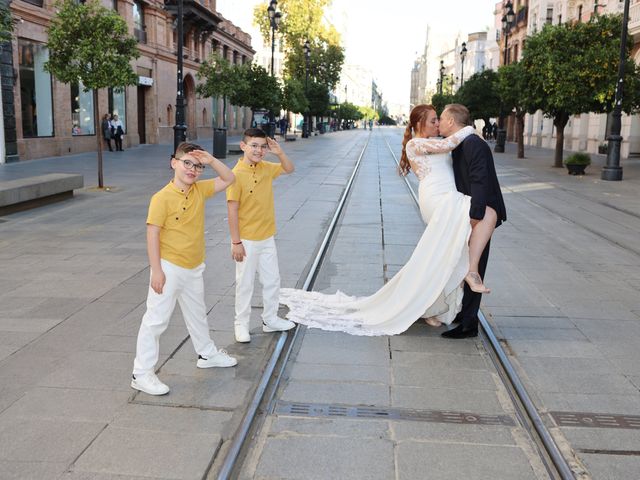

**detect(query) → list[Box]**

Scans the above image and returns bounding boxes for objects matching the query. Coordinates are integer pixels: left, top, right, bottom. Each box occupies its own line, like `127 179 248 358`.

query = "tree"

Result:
285 41 344 91
497 62 536 158
253 0 344 109
196 53 243 128
456 70 500 129
0 3 13 43
232 63 282 116
430 93 456 116
45 0 139 188
306 80 329 117
282 77 308 114
522 14 640 167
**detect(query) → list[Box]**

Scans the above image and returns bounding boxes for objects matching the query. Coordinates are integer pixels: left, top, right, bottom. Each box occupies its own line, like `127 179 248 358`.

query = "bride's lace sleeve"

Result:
406 126 476 157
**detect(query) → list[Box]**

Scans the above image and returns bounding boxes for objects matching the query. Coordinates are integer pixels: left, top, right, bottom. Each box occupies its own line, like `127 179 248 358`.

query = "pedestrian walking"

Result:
227 128 296 343
131 142 238 396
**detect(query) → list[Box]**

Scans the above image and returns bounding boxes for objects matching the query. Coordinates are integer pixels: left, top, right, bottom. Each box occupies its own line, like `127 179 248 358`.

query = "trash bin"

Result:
319 122 326 134
213 127 227 159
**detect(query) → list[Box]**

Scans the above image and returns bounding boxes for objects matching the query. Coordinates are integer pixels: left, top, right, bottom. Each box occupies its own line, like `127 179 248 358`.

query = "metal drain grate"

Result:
550 411 640 430
276 401 515 426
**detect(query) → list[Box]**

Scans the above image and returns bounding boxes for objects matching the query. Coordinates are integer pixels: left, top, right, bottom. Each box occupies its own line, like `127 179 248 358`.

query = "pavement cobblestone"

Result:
1 129 639 478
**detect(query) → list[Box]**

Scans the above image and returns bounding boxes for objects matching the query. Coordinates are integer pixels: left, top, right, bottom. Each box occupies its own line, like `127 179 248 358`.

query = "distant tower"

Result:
410 27 430 108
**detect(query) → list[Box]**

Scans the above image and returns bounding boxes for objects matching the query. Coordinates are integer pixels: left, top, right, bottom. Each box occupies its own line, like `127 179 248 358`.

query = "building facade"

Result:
3 0 254 162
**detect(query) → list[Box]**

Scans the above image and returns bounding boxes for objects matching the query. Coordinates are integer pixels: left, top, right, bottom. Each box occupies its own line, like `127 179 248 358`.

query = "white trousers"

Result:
235 236 281 328
133 259 217 375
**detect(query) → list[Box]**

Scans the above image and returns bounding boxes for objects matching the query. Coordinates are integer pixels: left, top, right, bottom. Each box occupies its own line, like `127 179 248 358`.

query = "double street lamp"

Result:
460 42 467 86
494 0 515 153
602 0 630 181
302 39 311 138
267 0 281 138
438 60 445 95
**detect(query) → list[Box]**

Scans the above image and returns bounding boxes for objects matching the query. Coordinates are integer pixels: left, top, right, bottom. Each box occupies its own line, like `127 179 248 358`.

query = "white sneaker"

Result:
235 325 251 343
131 373 170 396
197 350 238 368
263 317 295 332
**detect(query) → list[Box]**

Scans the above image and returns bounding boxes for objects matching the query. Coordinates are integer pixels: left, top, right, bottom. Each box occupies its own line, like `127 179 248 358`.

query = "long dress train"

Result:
279 128 476 336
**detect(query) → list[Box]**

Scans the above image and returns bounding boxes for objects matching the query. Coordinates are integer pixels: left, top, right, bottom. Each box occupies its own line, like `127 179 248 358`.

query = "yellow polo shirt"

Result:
226 158 284 241
147 179 215 269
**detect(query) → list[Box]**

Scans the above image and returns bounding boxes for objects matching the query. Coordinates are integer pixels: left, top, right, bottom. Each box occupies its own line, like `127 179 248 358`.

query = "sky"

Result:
216 0 499 108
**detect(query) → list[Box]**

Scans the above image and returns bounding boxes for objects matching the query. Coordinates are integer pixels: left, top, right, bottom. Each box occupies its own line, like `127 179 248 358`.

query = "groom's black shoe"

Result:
441 324 478 339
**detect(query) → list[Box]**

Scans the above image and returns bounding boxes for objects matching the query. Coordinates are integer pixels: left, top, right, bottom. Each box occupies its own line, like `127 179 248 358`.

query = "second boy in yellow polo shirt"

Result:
227 128 295 343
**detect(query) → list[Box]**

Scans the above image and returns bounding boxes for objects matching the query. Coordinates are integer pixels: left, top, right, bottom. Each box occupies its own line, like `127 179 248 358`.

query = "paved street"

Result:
1 128 639 479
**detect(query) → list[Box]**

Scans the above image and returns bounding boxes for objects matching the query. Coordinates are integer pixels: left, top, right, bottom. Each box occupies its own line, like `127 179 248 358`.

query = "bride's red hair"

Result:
399 104 436 176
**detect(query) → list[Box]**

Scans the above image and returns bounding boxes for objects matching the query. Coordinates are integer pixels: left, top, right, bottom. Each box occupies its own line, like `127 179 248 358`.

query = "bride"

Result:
280 104 477 336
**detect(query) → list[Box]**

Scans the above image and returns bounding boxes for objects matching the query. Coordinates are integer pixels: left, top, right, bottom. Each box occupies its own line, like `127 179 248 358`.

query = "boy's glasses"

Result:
177 158 205 172
248 143 269 151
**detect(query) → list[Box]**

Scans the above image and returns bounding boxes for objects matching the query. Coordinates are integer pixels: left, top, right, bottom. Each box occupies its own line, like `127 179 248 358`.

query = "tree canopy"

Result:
0 3 13 43
45 0 139 91
45 0 139 188
455 69 501 126
232 63 282 114
196 53 244 128
522 14 640 166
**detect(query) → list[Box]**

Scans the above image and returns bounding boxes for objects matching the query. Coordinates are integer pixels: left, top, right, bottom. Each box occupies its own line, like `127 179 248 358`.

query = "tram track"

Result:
214 129 578 479
380 130 577 480
215 135 372 480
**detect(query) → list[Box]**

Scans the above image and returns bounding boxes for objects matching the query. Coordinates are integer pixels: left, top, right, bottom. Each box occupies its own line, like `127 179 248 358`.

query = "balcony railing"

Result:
629 2 640 37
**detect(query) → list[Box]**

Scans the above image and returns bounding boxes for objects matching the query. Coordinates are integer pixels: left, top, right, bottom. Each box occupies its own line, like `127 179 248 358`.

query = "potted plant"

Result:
598 143 608 154
565 152 591 175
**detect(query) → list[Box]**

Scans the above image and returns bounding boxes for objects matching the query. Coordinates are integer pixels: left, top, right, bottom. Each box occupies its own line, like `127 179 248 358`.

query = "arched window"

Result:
167 105 173 125
203 108 207 126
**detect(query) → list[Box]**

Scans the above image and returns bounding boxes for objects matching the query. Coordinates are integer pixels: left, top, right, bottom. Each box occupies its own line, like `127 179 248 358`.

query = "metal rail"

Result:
216 135 371 480
382 131 575 480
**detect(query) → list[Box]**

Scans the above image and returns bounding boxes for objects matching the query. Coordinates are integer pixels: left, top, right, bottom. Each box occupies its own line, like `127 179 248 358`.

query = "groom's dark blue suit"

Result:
449 134 506 334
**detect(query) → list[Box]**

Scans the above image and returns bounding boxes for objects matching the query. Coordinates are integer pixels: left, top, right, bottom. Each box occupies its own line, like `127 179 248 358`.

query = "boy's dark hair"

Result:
174 142 204 159
243 128 266 142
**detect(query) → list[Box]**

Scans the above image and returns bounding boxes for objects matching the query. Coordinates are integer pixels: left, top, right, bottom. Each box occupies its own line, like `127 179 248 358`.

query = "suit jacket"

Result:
452 134 507 227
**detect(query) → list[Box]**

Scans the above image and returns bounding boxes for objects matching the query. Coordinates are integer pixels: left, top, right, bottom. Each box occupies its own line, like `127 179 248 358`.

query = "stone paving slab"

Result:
395 442 538 480
71 426 221 479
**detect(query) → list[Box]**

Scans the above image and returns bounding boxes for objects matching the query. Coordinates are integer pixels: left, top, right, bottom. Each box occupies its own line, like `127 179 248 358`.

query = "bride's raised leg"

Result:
467 206 497 294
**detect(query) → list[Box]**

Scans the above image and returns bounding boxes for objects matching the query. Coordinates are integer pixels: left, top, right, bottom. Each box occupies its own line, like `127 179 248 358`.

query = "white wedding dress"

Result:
279 129 475 336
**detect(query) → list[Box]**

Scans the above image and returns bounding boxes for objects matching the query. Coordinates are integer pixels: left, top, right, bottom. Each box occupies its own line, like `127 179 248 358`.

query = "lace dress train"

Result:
279 131 475 336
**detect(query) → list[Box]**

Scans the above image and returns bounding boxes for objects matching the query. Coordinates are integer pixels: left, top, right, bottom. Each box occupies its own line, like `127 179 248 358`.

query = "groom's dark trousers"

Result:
455 240 490 331
452 134 506 332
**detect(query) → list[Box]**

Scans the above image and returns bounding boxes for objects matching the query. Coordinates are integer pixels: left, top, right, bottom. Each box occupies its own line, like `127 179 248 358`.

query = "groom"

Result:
438 104 507 339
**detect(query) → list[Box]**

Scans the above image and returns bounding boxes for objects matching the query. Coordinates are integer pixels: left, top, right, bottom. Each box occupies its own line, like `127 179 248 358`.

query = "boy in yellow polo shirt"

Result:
131 143 237 396
227 128 295 343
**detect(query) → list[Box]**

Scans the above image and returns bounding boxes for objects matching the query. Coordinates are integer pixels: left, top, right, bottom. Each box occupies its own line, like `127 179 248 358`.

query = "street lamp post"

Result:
302 39 310 138
173 0 187 154
267 0 281 139
438 60 445 95
602 0 630 181
494 0 515 153
460 42 467 86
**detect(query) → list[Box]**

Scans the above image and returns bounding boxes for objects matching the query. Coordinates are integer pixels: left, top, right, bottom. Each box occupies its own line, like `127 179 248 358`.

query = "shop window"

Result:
108 88 127 131
71 82 95 135
19 39 54 138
